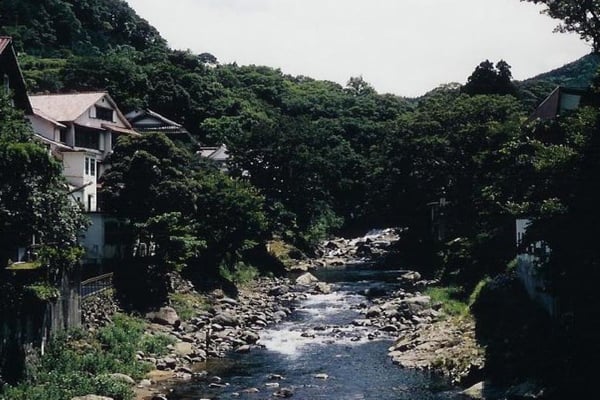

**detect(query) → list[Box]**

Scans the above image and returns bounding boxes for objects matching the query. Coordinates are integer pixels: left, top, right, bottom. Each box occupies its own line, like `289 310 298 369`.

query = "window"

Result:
95 106 114 122
59 129 67 143
75 126 100 149
85 156 96 176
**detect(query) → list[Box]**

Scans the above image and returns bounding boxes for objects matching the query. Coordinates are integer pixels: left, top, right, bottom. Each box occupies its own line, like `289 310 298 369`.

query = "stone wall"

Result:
0 271 81 383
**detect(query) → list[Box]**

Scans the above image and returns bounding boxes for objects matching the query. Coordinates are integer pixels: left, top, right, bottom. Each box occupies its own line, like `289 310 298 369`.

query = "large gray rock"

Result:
108 373 135 385
400 295 431 315
212 311 240 327
313 282 332 294
146 306 180 326
295 272 319 285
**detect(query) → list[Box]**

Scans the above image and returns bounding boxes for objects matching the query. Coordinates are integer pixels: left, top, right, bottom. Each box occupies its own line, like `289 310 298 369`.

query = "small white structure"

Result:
27 92 139 264
198 144 229 172
515 218 558 317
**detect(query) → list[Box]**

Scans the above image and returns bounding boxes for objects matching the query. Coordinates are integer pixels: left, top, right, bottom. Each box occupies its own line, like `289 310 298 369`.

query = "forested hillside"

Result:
517 52 600 110
2 0 600 396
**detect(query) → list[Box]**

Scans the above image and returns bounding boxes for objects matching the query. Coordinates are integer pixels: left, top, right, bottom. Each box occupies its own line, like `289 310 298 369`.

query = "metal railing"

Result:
81 272 113 299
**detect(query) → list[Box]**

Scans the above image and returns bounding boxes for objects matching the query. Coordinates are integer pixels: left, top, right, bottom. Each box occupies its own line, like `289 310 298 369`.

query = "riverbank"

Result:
77 229 487 400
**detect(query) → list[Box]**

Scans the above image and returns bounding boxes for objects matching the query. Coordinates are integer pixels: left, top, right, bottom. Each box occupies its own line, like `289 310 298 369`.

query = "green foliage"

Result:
24 283 60 301
0 91 87 290
139 333 175 357
219 261 260 285
168 292 208 321
468 277 491 308
425 286 469 317
523 0 600 51
462 60 518 96
0 314 163 400
0 0 167 57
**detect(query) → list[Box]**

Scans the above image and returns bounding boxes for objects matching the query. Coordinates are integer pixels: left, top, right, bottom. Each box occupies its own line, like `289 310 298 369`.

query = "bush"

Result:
0 314 170 400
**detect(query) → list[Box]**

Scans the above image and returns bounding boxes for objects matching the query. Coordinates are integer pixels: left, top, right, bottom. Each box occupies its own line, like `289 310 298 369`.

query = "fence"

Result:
80 272 113 299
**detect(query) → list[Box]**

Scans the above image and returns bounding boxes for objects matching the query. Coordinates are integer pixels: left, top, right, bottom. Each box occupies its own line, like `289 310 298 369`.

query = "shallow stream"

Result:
170 266 465 400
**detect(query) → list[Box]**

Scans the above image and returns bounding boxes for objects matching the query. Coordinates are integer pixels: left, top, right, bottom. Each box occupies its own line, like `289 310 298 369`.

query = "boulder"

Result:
235 345 252 353
212 311 240 327
146 307 180 327
295 272 319 285
242 330 260 344
268 285 289 296
174 342 194 356
397 271 422 284
365 306 381 318
289 263 310 273
273 387 294 398
313 282 332 294
400 295 431 315
108 373 135 385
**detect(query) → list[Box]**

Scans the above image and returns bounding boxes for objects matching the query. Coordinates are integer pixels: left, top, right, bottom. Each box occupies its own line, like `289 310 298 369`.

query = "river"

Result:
169 265 466 400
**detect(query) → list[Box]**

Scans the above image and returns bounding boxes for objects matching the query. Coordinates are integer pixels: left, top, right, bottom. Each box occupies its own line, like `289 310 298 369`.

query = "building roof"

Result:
0 37 12 54
198 144 229 161
0 36 33 114
29 92 107 122
29 92 133 128
100 123 140 137
529 86 589 121
126 109 183 129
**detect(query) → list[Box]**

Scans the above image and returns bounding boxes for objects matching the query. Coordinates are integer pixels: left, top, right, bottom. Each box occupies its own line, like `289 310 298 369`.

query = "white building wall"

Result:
28 115 60 142
515 218 558 317
81 213 105 264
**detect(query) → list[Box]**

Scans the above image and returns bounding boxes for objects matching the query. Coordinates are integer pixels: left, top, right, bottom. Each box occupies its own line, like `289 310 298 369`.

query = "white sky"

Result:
125 0 591 97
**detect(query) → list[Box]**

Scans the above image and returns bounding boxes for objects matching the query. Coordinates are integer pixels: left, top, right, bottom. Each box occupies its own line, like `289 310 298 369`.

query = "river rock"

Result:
213 311 240 327
108 373 135 385
240 330 259 344
296 272 319 285
174 342 194 356
313 282 332 294
366 306 381 318
146 306 181 327
269 285 289 296
289 263 310 272
398 271 422 284
235 344 252 353
72 396 113 400
399 295 431 315
274 387 294 397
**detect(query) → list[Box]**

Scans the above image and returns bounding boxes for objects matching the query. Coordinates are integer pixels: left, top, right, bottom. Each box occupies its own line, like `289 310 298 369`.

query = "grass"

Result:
0 314 171 400
267 239 305 268
219 262 260 285
425 285 470 317
169 292 208 321
6 260 42 270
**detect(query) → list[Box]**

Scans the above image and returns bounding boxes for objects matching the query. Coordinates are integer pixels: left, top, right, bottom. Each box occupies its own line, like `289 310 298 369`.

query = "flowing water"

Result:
170 265 466 400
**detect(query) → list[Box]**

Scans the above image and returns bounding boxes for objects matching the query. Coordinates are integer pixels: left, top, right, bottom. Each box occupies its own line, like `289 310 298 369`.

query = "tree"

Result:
523 0 600 52
462 60 518 96
0 91 86 289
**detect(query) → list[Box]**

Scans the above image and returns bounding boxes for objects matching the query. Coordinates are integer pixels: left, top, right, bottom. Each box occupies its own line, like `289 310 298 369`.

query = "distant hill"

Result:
0 0 167 57
517 53 600 111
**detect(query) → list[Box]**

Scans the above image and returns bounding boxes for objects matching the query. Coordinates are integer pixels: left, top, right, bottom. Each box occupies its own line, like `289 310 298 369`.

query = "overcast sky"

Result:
125 0 591 97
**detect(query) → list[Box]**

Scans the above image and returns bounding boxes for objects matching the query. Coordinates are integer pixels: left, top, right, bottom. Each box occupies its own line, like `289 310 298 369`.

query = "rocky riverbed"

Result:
81 228 487 400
